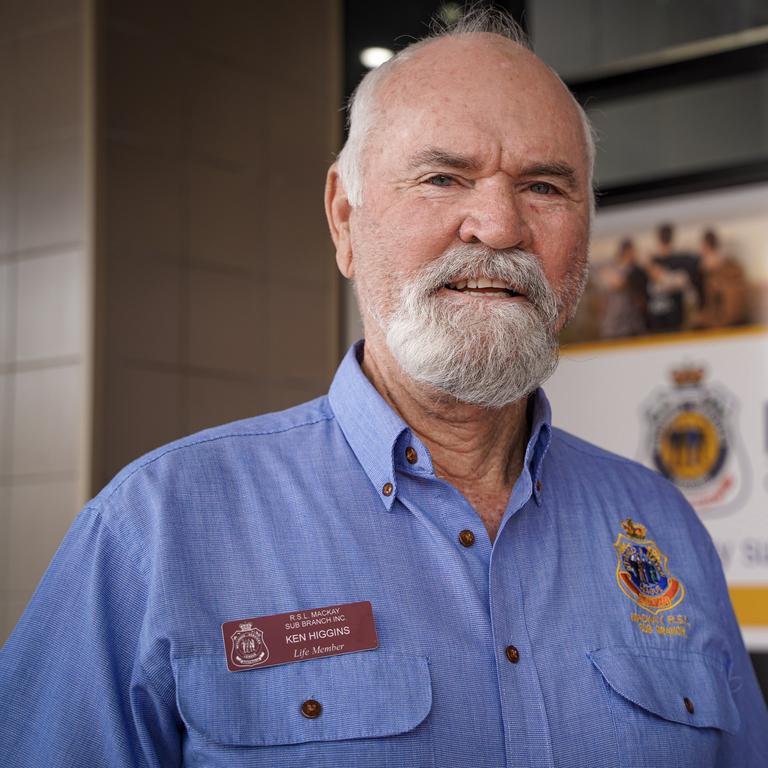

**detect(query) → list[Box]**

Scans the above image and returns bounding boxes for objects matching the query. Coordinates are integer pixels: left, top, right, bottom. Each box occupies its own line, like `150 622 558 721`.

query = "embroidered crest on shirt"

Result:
613 518 686 615
230 623 269 668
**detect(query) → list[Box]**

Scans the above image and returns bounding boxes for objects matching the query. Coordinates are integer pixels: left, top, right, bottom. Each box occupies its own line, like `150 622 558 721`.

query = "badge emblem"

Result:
230 622 269 668
641 365 748 517
614 518 685 614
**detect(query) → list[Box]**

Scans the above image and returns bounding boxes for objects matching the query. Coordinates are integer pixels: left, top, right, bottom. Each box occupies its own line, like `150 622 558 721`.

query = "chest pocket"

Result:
176 651 434 767
589 646 739 768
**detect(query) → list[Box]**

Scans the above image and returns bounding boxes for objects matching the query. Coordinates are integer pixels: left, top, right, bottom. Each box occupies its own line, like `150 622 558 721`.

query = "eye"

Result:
424 174 456 187
529 181 557 195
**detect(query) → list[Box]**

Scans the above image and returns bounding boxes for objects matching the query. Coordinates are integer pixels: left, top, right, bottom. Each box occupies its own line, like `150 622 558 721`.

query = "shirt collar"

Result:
329 341 553 510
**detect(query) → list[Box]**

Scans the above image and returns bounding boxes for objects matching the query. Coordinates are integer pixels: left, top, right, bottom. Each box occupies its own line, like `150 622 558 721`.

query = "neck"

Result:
361 332 531 541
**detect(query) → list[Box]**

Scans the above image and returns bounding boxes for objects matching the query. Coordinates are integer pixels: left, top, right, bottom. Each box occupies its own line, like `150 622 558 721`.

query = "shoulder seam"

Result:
553 430 645 469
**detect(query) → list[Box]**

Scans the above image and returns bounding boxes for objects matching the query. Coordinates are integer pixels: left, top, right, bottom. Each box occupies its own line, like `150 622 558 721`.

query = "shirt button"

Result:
382 482 394 496
405 446 418 464
505 645 520 664
458 529 476 547
301 699 322 719
683 697 694 714
536 479 543 493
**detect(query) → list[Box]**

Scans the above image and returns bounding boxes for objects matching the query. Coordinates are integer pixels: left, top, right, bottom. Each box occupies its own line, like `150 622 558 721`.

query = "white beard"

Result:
378 245 565 409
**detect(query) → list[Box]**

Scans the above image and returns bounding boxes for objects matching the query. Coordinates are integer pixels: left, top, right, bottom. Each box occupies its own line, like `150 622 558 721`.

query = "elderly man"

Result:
1 10 766 768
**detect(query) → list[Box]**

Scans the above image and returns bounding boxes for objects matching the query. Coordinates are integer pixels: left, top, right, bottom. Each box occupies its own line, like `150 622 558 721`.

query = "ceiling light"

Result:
360 46 394 69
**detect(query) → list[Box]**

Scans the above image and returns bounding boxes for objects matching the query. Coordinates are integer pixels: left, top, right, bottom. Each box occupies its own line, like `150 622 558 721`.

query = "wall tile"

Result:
104 365 182 481
105 143 182 259
264 83 335 285
15 249 84 362
187 162 264 272
182 0 264 69
257 378 328 414
11 363 82 476
186 60 262 166
1 589 31 646
0 373 10 472
6 478 78 592
3 0 81 34
0 261 13 364
16 139 85 251
186 375 261 433
266 280 333 381
108 252 181 365
15 23 82 146
0 38 15 157
0 152 13 256
105 26 184 150
187 267 267 374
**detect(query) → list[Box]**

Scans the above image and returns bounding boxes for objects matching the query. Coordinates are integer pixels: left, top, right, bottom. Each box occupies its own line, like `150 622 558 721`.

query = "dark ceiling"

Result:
343 1 526 108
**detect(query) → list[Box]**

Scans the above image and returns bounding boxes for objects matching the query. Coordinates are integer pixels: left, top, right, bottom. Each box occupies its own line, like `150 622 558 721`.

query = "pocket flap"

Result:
588 646 739 734
176 651 432 746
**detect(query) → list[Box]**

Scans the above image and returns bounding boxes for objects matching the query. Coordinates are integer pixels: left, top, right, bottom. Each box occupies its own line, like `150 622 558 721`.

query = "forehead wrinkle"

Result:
406 147 483 172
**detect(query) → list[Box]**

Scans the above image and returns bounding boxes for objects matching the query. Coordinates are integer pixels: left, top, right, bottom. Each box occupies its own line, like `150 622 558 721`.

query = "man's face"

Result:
332 35 592 405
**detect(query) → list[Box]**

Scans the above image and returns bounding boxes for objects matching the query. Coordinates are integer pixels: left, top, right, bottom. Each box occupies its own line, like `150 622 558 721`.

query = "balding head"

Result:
337 13 595 210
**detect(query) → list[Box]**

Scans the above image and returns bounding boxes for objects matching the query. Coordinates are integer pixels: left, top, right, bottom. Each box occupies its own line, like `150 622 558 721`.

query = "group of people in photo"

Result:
591 223 749 340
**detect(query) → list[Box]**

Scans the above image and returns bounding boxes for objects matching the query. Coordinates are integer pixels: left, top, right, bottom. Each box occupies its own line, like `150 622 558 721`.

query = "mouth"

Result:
444 277 525 299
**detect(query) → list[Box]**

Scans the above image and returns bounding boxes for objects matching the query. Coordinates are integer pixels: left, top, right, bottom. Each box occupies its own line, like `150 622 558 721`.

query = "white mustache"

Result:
401 244 559 323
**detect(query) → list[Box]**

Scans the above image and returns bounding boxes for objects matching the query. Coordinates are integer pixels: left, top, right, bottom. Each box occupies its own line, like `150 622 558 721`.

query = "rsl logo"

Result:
641 365 748 517
614 518 685 614
230 622 269 668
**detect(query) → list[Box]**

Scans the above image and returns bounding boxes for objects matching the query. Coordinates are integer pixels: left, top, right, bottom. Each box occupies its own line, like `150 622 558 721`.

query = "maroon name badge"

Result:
222 600 379 672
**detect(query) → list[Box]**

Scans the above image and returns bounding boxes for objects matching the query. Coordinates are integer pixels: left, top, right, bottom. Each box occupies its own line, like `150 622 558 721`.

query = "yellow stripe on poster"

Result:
729 587 768 626
560 323 768 356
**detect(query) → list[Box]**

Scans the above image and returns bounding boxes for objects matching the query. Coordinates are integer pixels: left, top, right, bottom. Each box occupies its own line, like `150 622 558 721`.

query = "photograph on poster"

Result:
560 183 768 346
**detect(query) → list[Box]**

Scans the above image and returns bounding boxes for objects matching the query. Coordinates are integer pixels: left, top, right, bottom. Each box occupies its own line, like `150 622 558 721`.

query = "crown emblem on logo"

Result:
621 518 647 539
671 366 704 387
239 622 252 631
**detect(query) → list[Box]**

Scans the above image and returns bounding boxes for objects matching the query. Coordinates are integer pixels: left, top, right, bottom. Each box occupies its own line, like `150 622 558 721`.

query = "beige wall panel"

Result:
186 375 262 434
105 366 183 474
0 152 12 256
0 261 13 364
15 22 82 146
108 253 181 366
266 280 334 382
187 266 268 374
15 249 84 362
187 162 264 272
105 144 183 259
16 139 84 251
11 364 81 476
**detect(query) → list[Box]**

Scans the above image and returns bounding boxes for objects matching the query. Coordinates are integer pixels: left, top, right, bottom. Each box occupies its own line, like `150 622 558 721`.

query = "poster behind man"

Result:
547 182 768 649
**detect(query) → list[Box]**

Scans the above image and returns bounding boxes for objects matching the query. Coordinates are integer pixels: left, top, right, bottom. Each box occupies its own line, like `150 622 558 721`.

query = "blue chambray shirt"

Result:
1 342 767 767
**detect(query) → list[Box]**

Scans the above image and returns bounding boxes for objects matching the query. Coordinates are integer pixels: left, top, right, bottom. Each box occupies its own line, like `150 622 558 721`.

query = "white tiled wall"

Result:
0 0 90 643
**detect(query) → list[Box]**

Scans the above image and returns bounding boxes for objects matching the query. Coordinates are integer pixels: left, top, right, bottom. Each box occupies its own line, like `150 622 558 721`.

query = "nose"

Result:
457 182 533 251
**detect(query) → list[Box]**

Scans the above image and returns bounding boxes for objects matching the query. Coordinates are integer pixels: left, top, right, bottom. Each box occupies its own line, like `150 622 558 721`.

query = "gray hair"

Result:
336 5 596 208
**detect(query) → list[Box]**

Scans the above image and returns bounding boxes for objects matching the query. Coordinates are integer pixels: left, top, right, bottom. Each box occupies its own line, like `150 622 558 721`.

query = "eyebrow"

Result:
406 147 482 172
406 150 581 188
521 162 579 189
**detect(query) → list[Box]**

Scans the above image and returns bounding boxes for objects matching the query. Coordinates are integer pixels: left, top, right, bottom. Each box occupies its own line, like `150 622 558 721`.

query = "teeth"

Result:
447 277 518 292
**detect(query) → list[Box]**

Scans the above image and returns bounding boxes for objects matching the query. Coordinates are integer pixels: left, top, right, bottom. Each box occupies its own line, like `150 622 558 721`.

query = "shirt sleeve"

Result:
702 532 768 765
0 506 182 767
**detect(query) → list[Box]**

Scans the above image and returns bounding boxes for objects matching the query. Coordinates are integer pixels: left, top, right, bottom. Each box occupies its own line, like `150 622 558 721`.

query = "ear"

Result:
324 163 354 278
